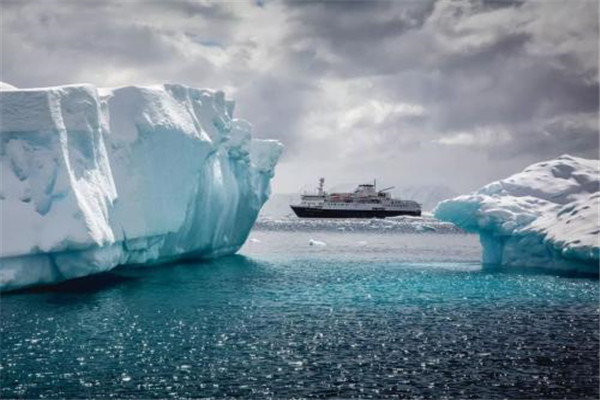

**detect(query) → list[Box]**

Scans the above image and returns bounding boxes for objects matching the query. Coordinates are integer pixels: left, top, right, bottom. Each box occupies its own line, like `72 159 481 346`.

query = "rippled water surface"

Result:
1 229 598 399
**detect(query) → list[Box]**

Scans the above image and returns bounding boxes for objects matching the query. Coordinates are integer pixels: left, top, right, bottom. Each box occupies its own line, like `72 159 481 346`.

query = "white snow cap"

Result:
435 155 599 274
309 239 327 246
0 82 282 290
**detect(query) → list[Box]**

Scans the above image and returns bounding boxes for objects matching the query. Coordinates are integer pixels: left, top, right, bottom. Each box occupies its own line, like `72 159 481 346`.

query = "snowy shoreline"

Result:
253 214 465 234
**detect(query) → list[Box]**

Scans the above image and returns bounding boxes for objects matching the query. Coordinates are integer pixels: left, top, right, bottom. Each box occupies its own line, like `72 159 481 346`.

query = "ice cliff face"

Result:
0 82 282 291
435 155 599 275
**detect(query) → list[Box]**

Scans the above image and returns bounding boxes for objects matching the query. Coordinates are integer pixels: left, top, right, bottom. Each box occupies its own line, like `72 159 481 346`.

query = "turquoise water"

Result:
1 231 598 399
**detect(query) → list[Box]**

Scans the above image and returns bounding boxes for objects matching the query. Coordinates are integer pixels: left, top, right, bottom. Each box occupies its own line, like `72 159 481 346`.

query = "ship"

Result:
290 178 421 218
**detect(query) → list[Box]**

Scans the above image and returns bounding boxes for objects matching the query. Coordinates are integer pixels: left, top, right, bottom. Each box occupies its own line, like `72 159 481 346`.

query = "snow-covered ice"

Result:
435 155 599 275
0 82 282 290
254 214 464 234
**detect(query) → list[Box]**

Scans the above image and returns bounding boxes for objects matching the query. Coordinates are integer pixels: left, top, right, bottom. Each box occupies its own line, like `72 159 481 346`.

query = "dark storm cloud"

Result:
277 0 598 166
0 0 598 192
161 0 237 20
430 53 599 130
502 113 600 160
234 74 317 150
287 0 434 45
0 0 237 86
282 0 437 77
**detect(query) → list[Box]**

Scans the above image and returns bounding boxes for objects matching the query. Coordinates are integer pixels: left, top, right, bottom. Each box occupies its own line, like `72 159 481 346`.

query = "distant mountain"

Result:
259 193 297 218
260 185 458 218
392 185 459 211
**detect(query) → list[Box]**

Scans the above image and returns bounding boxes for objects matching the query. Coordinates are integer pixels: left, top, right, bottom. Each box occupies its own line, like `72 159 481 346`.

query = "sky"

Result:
1 0 598 193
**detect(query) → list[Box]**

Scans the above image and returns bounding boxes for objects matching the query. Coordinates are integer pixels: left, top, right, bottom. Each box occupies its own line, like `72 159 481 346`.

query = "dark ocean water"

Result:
1 230 598 399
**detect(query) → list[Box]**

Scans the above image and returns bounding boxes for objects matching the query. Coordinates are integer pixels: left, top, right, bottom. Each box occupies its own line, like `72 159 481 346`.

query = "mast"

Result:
318 177 325 196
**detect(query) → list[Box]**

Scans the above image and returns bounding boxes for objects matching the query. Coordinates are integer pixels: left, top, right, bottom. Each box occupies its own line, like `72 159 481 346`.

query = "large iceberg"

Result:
435 155 599 275
0 82 282 291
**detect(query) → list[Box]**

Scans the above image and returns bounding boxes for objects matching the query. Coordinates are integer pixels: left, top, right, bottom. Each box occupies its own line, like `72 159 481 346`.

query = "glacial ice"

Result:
254 214 463 234
0 82 282 290
435 155 599 275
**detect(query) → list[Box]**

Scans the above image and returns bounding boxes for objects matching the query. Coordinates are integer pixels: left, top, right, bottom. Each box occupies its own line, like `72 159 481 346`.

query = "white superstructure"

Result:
291 179 421 218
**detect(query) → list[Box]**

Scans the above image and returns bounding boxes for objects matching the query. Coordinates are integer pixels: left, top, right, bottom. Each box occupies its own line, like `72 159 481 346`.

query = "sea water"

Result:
1 223 598 399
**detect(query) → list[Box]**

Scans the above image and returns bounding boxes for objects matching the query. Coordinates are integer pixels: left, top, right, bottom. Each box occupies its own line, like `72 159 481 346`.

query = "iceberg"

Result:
434 155 599 275
0 82 282 291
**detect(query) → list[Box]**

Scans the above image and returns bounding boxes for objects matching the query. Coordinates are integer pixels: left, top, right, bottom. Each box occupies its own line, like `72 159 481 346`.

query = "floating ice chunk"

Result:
435 155 599 275
0 83 282 290
309 239 327 246
415 224 436 232
253 215 463 234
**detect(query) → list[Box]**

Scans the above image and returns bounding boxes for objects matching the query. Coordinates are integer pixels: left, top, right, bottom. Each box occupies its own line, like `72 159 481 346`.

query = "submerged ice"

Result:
0 82 282 290
435 155 599 274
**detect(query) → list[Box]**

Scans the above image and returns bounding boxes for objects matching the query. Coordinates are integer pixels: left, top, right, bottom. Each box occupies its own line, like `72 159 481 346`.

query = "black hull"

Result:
290 206 421 219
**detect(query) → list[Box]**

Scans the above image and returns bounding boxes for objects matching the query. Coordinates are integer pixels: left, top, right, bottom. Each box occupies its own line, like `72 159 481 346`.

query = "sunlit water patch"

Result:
1 231 598 399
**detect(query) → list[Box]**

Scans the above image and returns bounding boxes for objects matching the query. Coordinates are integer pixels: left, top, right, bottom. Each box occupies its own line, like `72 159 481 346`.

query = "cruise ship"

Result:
290 178 421 218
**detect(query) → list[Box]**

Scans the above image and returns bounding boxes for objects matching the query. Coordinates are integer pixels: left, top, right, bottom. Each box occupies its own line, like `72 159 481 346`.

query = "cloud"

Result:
339 101 426 130
435 126 512 147
1 0 597 192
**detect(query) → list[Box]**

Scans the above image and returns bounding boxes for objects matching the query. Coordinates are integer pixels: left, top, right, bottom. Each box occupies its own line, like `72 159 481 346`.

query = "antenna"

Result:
318 177 325 195
379 186 395 192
